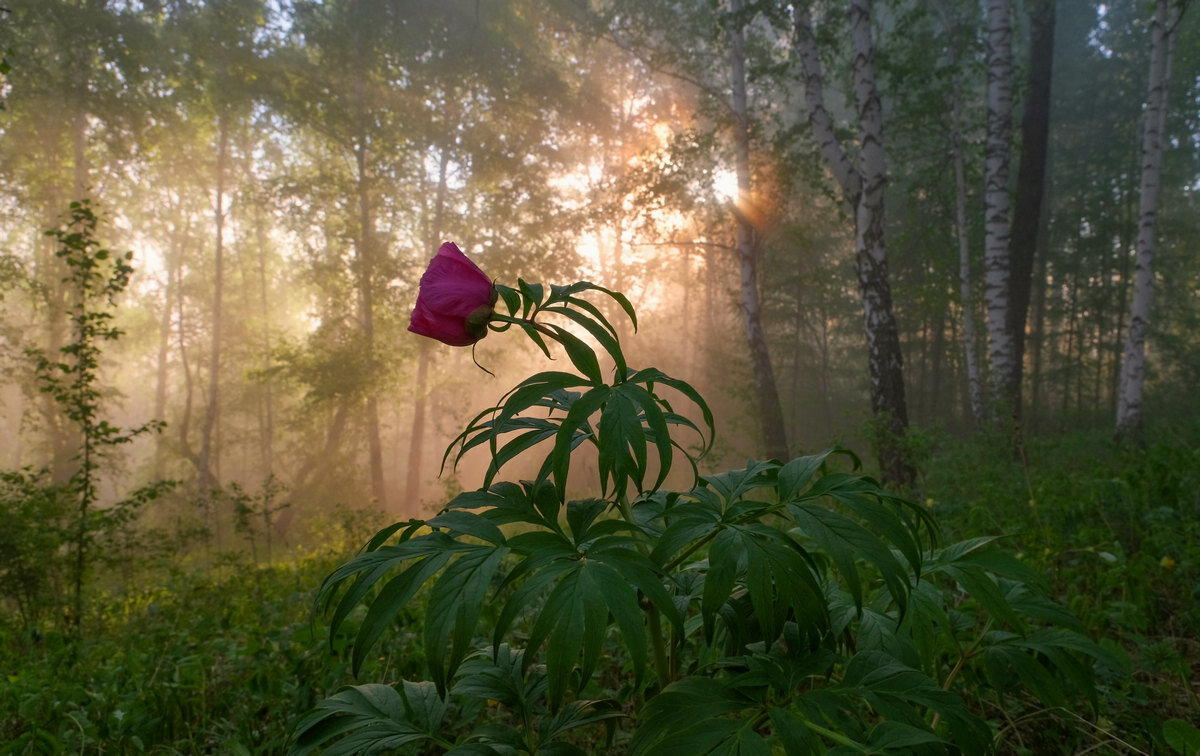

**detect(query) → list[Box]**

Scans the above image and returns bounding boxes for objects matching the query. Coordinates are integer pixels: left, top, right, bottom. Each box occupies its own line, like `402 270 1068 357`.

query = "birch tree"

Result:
729 0 789 461
793 0 913 486
1116 0 1183 441
983 0 1015 415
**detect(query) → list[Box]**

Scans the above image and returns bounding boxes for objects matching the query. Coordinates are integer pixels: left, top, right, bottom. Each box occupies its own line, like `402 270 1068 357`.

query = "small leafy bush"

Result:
295 272 1110 754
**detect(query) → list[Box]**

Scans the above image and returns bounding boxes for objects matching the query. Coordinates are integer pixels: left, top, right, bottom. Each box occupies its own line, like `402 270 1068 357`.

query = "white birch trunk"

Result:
1116 0 1176 440
795 0 911 485
983 0 1015 414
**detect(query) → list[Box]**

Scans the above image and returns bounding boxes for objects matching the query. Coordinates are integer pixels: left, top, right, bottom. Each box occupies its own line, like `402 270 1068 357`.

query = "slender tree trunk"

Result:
849 0 912 485
729 0 788 461
951 81 985 428
794 1 912 486
983 0 1016 415
177 243 196 460
354 48 388 510
1116 0 1178 442
1028 208 1050 432
1061 250 1082 416
1007 0 1055 421
405 147 450 515
930 308 946 420
1110 172 1135 412
254 204 275 474
198 110 228 489
154 217 186 477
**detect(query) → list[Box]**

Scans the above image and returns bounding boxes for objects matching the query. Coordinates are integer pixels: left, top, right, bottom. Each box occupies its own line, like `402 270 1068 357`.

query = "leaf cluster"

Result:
296 286 1111 754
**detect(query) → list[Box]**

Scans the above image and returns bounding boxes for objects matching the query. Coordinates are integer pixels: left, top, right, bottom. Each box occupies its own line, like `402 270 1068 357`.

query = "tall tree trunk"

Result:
794 0 912 486
254 203 275 474
197 110 228 489
354 37 387 510
729 0 788 462
951 79 985 428
1116 0 1178 442
1007 0 1055 421
154 215 186 477
983 0 1016 415
1028 206 1050 432
177 242 196 462
405 147 451 515
1110 171 1135 412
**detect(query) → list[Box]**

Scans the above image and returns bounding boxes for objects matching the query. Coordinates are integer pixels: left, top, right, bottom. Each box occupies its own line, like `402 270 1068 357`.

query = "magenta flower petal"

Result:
409 242 495 346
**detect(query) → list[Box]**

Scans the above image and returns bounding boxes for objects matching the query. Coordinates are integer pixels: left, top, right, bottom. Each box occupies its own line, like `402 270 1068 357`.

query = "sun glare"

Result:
713 168 738 202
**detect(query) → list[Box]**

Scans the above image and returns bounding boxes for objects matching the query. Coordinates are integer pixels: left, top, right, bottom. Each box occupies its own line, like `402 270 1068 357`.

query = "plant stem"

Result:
646 602 672 690
931 618 991 729
802 719 871 752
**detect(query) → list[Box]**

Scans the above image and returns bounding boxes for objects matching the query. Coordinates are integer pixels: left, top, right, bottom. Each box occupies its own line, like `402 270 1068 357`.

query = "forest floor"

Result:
1 421 1197 755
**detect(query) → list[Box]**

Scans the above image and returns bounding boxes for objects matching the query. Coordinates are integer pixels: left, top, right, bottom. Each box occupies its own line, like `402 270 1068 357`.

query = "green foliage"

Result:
0 469 72 626
0 548 367 754
921 422 1200 752
15 201 169 631
298 287 1108 754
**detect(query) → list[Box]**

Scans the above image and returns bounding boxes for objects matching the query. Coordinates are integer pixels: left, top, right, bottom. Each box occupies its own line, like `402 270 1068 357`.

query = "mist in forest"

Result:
0 0 1197 558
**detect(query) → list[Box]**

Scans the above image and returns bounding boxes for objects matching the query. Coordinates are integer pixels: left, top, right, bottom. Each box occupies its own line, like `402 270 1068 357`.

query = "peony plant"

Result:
293 244 1109 755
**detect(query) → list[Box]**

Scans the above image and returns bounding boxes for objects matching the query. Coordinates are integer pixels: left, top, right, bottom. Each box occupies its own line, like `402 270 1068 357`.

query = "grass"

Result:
2 421 1198 754
919 419 1200 753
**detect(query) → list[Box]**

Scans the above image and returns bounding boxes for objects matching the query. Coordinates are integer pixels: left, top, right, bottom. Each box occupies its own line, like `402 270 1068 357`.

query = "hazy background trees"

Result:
1 0 1197 556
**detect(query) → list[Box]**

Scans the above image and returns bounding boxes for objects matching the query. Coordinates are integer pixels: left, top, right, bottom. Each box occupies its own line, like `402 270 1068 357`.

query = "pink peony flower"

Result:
409 242 496 346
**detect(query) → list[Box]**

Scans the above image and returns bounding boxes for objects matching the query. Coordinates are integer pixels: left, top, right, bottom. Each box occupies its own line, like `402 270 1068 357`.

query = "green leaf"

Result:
352 552 451 676
453 645 544 710
622 382 676 493
424 545 509 691
702 524 826 645
290 683 443 756
1164 719 1200 756
542 304 627 375
525 564 607 705
788 502 911 612
550 386 611 500
799 474 927 575
546 324 603 384
627 368 714 454
495 284 520 316
597 389 646 498
518 279 544 317
836 652 991 754
427 510 507 545
776 449 837 501
865 721 946 751
630 677 756 755
538 699 624 745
